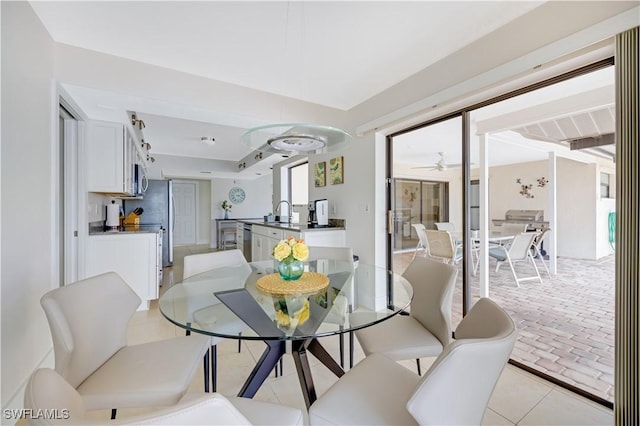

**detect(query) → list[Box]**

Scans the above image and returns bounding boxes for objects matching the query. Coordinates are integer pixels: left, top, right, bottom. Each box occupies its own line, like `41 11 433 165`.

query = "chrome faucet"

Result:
275 200 293 223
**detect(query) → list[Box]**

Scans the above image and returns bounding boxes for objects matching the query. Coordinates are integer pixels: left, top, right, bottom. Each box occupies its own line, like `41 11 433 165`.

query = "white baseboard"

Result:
2 348 54 418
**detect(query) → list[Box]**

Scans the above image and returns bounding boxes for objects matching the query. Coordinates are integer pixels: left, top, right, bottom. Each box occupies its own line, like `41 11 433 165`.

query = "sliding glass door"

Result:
392 179 449 251
386 60 615 406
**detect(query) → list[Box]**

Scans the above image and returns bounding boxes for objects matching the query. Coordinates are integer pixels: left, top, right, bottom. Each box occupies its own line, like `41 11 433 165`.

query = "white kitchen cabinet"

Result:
302 229 346 247
86 120 145 195
252 225 287 261
251 224 346 261
85 232 161 310
236 222 244 253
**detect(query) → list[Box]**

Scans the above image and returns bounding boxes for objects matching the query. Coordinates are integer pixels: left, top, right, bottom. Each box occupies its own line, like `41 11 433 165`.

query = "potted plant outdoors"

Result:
221 200 232 219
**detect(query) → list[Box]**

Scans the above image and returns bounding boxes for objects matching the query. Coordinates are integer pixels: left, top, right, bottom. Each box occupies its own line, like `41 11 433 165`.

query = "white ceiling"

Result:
31 1 543 110
31 1 616 179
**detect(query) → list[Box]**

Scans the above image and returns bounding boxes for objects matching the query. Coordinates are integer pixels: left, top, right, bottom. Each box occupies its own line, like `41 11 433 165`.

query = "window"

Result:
290 162 308 205
600 172 610 198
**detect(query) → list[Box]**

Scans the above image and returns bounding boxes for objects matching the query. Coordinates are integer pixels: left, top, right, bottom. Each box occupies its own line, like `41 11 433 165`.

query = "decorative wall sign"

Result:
516 178 534 198
537 177 549 187
329 156 344 185
314 162 326 187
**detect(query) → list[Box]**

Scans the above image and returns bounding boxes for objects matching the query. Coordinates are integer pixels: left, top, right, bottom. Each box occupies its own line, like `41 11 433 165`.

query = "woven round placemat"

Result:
256 272 329 295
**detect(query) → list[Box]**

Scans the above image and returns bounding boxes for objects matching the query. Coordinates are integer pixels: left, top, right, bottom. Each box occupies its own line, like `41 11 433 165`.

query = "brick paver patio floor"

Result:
393 251 615 403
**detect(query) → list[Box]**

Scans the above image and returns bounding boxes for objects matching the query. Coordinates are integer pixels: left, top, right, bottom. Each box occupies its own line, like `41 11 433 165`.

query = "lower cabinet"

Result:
251 224 346 261
85 232 161 310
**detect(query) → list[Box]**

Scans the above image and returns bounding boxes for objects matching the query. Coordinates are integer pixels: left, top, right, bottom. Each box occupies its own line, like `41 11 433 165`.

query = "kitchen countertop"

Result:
89 224 163 235
237 219 345 231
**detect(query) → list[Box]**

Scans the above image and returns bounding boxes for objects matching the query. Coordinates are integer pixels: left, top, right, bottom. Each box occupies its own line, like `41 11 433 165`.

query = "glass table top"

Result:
159 259 413 341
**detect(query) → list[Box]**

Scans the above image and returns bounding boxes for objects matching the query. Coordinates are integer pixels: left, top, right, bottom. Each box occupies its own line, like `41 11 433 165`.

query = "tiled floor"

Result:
86 244 613 425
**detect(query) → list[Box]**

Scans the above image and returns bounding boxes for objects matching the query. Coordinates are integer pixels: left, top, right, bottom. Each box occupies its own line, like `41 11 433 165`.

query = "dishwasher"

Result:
243 223 252 261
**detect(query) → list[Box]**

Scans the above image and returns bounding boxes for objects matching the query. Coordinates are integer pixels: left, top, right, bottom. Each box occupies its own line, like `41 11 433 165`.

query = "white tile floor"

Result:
104 245 615 425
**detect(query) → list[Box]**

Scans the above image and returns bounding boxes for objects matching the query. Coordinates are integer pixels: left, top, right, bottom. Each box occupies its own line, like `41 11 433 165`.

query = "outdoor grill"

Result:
492 209 549 231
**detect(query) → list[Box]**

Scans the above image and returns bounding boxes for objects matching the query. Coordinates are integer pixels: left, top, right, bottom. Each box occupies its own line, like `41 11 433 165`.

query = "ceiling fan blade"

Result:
411 165 438 169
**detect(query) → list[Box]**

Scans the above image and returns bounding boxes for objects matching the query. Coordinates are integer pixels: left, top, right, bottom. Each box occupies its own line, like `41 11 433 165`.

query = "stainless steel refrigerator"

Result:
124 179 174 266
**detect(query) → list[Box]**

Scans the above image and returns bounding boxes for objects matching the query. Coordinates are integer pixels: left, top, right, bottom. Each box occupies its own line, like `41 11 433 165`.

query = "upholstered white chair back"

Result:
306 246 353 262
183 249 247 280
24 368 87 425
40 272 140 388
406 298 517 425
401 257 458 348
24 368 303 425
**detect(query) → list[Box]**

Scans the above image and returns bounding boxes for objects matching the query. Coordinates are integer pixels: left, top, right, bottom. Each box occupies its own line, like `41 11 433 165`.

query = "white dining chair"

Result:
353 257 458 375
24 367 304 425
40 272 210 418
182 249 249 392
489 232 542 286
309 298 517 425
307 246 355 369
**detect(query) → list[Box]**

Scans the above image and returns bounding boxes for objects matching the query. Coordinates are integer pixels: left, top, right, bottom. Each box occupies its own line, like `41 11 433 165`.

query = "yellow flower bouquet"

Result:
273 236 309 280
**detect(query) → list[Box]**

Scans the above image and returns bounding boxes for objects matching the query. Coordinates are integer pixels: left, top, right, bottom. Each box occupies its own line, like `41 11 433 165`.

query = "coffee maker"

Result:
308 199 329 227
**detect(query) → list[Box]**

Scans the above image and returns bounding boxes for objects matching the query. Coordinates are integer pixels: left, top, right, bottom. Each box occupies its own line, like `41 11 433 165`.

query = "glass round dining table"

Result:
159 258 413 408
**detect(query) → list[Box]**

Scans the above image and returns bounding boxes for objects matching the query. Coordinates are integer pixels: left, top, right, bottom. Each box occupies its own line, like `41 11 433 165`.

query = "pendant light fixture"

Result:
242 123 351 155
241 3 352 155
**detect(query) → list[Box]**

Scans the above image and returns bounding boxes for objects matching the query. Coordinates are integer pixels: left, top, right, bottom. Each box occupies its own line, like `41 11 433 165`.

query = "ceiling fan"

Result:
412 152 466 171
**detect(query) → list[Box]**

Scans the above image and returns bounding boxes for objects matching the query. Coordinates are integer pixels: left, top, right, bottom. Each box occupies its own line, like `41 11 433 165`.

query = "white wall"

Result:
2 0 636 412
557 158 599 259
1 1 55 411
209 175 272 247
488 160 550 227
489 158 608 259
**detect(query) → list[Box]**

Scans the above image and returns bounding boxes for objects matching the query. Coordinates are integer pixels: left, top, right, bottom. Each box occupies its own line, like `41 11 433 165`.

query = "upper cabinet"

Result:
86 120 147 196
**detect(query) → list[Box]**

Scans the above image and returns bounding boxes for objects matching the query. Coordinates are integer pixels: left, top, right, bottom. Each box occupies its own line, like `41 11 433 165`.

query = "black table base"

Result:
216 289 346 408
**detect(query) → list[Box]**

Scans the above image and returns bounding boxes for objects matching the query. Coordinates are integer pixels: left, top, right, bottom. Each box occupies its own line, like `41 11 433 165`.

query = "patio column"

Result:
478 133 490 297
547 152 557 274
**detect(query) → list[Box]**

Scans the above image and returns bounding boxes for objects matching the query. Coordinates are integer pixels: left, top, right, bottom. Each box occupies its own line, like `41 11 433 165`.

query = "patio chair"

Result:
435 222 462 245
424 229 462 264
489 232 542 286
434 222 456 233
532 228 551 279
411 223 429 260
499 222 529 236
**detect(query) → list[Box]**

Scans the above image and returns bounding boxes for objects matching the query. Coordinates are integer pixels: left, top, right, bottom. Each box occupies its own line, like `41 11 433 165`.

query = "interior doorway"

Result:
59 102 79 285
173 181 198 245
392 179 449 251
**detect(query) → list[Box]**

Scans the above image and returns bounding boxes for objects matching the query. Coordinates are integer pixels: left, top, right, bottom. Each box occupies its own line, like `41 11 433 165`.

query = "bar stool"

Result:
221 227 237 250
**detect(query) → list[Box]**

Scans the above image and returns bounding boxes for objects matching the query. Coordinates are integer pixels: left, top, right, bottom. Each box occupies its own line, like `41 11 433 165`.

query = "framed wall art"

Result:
329 156 344 185
314 162 326 187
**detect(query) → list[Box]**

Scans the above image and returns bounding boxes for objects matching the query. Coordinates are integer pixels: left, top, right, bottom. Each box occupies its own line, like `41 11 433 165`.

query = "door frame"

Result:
57 86 87 286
